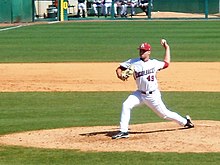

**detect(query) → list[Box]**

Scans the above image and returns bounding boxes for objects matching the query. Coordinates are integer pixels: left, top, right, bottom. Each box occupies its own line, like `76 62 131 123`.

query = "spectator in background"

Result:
138 0 151 16
102 0 118 17
120 0 138 17
119 0 127 17
127 0 138 16
77 0 86 18
92 0 103 17
114 0 122 17
103 0 112 17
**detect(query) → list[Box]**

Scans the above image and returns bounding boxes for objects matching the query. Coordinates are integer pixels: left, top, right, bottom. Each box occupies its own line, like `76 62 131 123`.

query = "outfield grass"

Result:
0 21 220 62
0 92 219 164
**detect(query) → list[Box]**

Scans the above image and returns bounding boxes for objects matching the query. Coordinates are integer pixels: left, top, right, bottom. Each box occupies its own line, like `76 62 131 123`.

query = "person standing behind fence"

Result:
120 0 138 17
120 0 127 17
138 0 149 16
102 0 111 17
114 0 122 17
92 0 103 16
103 0 118 17
127 0 138 16
77 0 86 18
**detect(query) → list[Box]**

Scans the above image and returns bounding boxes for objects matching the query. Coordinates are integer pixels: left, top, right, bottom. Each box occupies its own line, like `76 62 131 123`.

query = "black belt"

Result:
140 91 154 94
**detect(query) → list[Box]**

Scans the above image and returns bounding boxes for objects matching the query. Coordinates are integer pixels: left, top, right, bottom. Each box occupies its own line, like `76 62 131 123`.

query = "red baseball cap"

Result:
138 43 151 51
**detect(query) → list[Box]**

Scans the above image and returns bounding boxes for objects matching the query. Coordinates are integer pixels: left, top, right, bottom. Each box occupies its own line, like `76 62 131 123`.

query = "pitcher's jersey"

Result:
120 58 166 92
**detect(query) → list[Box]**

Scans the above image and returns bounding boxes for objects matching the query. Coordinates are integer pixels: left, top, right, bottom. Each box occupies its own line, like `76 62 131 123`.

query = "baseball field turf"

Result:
0 21 220 164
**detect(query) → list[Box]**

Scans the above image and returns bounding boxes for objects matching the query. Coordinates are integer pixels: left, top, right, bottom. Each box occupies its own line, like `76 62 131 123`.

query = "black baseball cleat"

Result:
112 132 129 139
184 115 194 128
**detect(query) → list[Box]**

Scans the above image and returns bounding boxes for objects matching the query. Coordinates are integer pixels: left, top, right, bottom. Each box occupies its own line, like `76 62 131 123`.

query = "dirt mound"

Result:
0 120 219 153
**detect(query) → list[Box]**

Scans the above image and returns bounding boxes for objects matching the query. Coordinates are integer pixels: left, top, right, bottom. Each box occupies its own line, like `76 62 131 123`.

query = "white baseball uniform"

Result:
119 57 188 132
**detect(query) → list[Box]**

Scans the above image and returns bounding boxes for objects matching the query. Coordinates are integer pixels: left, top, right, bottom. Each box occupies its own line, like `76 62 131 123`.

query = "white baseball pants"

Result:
119 90 187 132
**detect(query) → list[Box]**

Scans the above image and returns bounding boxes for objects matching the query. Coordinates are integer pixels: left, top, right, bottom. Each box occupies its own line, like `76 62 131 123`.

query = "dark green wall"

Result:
153 0 219 14
0 0 12 23
0 0 34 23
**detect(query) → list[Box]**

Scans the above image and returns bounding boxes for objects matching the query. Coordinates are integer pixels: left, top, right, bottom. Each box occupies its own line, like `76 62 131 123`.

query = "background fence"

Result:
0 0 34 23
0 0 220 23
150 0 220 19
154 0 219 13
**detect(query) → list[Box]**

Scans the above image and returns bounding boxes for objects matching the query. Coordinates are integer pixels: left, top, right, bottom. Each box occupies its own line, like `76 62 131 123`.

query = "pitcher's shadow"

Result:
79 127 188 137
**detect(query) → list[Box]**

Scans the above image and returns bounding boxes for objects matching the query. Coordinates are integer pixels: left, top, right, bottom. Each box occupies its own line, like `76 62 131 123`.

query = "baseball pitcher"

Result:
112 39 194 139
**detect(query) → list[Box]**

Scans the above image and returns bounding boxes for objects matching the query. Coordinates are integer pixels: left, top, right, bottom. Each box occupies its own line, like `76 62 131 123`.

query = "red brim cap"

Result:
138 43 151 51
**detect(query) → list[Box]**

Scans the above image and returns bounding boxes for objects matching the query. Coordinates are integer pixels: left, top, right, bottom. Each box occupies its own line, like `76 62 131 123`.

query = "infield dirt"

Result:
0 62 219 92
0 62 220 153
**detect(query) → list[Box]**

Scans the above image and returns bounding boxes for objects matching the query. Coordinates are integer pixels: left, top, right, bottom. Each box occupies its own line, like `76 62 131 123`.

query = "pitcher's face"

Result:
139 50 150 61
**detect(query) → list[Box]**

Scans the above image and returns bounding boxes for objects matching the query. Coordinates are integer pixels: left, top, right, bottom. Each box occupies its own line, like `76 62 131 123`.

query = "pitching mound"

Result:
0 120 219 153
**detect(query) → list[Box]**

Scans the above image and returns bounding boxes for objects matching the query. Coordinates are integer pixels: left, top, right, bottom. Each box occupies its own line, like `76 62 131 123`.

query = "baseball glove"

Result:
121 65 135 81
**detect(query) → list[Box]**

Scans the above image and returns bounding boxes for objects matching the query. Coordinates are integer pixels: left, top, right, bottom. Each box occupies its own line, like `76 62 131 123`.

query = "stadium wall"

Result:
153 0 219 14
0 0 34 23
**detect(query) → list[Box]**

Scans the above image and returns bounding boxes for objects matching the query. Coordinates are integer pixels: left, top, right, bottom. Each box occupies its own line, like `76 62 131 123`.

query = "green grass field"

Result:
0 21 220 164
0 21 220 62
